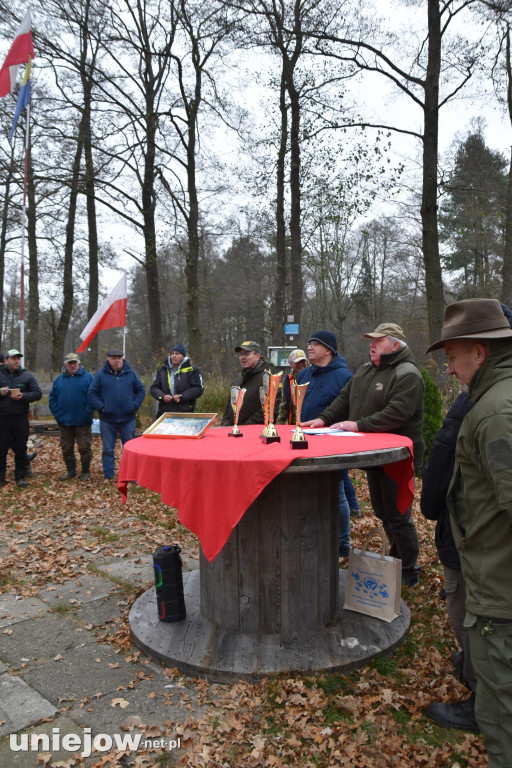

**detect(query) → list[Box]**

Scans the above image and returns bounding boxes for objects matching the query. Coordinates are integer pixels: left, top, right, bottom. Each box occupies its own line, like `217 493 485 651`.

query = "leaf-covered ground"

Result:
0 434 487 767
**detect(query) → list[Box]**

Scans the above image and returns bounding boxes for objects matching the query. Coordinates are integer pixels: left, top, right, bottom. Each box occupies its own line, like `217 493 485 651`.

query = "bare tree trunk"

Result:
288 79 303 328
271 68 288 343
51 134 82 371
26 148 39 369
502 25 512 304
421 0 445 347
0 156 14 348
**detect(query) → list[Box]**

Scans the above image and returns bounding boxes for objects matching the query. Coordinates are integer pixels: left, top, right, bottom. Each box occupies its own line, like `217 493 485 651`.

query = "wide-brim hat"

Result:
426 298 512 352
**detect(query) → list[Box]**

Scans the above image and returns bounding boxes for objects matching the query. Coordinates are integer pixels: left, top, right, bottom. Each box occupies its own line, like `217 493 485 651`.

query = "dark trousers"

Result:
0 414 29 478
59 425 92 464
366 466 419 574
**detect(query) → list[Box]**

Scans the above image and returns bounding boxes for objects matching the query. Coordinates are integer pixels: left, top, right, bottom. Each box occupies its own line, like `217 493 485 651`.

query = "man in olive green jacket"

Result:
303 322 424 587
427 298 512 768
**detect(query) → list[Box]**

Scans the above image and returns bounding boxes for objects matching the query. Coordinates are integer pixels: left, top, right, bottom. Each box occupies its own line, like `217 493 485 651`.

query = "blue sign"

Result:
285 323 299 335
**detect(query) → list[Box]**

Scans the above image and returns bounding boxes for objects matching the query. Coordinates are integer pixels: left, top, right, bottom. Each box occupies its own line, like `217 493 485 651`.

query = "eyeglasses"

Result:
307 341 319 348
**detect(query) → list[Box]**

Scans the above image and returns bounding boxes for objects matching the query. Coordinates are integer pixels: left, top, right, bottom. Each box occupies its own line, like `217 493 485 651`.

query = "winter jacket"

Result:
0 364 42 417
297 354 353 422
319 346 425 469
221 357 281 426
87 359 145 424
420 392 472 570
150 357 204 416
49 364 94 427
448 342 512 620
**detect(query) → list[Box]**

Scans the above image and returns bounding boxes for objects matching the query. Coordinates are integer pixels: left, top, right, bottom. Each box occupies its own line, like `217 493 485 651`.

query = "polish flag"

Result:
76 274 127 353
0 12 35 98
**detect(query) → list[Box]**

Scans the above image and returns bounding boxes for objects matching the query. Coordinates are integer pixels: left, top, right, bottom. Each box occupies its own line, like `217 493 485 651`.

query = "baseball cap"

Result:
364 323 406 341
288 349 307 364
234 341 263 355
64 353 80 363
6 349 23 357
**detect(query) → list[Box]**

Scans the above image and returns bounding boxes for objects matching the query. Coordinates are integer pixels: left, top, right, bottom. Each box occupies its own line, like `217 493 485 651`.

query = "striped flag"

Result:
76 275 128 353
9 55 31 143
0 12 34 98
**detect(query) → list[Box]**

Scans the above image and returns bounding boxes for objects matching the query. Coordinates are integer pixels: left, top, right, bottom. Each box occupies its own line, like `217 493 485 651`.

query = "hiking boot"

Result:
350 508 362 518
402 569 420 587
425 693 478 733
16 477 28 488
59 459 77 481
79 461 91 482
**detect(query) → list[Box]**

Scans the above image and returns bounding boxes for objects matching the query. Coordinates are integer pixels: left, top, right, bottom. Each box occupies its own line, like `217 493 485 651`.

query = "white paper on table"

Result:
301 428 363 436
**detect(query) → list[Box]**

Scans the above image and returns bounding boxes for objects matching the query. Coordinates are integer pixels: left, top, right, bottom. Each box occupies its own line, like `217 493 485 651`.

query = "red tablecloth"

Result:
118 425 414 561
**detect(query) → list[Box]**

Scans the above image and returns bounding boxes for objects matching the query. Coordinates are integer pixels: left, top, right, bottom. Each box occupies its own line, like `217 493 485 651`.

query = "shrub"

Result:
421 368 443 466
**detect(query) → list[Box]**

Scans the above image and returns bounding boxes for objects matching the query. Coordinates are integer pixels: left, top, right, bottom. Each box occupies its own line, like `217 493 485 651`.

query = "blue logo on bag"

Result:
352 572 389 599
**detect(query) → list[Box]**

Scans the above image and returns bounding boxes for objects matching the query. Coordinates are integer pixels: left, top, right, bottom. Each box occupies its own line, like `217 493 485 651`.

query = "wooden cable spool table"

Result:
119 425 413 682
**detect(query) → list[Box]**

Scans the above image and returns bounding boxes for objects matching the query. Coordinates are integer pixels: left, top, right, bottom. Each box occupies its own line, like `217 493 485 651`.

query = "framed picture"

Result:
143 412 218 439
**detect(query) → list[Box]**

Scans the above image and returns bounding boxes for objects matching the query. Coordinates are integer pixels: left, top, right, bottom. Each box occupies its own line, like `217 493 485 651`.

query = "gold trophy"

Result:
290 381 309 449
260 370 282 444
228 386 246 437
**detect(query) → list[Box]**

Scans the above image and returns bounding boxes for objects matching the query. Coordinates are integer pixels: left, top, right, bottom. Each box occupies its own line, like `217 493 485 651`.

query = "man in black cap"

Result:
151 343 203 417
221 340 280 426
303 322 425 587
0 349 42 487
424 298 512 764
88 349 145 480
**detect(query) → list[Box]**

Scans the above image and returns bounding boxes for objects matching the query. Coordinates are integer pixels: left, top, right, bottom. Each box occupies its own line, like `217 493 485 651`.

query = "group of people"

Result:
222 300 512 767
2 298 512 765
0 343 203 486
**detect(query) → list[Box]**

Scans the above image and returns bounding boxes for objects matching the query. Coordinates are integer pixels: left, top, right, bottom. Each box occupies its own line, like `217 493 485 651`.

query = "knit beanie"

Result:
308 330 337 355
170 343 187 356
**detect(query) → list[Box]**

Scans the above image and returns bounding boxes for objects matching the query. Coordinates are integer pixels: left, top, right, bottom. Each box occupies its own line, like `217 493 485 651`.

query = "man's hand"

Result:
162 395 173 403
332 420 359 432
1 387 8 397
172 394 181 402
11 391 23 400
301 418 327 428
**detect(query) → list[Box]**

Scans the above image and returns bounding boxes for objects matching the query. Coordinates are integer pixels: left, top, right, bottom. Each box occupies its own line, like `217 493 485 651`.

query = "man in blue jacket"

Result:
298 330 353 556
88 349 145 480
49 352 94 482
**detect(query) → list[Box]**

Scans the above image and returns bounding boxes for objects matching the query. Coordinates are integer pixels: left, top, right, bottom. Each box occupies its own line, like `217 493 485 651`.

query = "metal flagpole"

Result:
20 101 30 356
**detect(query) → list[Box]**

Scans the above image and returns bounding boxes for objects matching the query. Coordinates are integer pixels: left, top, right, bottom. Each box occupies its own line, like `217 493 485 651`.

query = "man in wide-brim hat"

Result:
426 298 512 763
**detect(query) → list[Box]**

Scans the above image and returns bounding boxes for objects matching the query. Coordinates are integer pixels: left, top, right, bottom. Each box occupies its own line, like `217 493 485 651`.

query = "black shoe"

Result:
338 545 350 558
350 508 362 518
425 694 479 733
26 451 38 462
16 478 28 488
402 570 420 587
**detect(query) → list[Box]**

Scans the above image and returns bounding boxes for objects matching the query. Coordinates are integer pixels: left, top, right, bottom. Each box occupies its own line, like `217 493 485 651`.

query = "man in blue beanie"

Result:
298 330 354 556
151 343 204 417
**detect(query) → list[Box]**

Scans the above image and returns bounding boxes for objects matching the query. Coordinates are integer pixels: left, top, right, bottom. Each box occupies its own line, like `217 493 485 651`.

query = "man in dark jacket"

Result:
277 349 308 425
0 349 42 487
298 330 354 556
49 352 94 482
88 349 145 480
221 340 280 426
151 343 203 417
303 322 425 587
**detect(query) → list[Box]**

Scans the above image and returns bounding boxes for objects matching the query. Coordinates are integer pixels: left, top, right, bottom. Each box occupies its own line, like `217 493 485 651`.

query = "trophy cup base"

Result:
261 435 281 444
290 439 308 449
228 432 243 437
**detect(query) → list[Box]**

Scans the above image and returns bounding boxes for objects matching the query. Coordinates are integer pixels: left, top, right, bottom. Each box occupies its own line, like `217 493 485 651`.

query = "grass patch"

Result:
90 525 120 542
51 602 75 614
87 562 137 592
